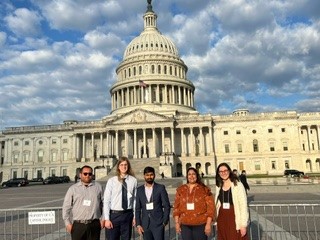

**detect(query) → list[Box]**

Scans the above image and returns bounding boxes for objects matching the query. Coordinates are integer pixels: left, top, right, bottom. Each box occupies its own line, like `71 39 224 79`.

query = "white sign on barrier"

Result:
28 211 55 225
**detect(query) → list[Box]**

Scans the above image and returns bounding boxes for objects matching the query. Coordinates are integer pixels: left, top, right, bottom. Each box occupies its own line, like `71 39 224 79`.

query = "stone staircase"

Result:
98 157 160 181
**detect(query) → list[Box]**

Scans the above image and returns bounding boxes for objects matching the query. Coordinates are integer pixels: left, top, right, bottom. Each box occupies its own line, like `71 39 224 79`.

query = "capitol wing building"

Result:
1 2 320 181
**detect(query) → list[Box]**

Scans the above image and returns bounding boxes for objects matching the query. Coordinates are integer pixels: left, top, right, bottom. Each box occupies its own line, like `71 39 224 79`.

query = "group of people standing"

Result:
62 157 250 240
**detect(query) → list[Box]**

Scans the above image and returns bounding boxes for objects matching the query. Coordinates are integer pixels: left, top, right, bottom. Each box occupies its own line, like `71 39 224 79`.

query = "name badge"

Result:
187 203 195 210
223 202 230 209
83 200 91 206
146 202 154 210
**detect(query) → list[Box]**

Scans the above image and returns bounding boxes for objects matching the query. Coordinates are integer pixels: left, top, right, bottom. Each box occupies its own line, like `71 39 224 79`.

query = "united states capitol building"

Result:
1 2 320 181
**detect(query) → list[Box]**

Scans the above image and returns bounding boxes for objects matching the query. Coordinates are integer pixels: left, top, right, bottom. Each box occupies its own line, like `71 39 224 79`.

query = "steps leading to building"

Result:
98 157 160 181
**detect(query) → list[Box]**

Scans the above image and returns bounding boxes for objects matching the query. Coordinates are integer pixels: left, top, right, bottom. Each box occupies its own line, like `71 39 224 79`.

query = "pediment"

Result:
110 109 172 125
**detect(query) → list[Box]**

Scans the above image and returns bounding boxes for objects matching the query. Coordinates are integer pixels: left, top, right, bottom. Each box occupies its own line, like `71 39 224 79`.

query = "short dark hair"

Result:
80 165 93 173
144 166 155 175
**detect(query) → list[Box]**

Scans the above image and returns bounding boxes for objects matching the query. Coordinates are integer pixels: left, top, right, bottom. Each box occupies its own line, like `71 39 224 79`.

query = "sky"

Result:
0 0 320 130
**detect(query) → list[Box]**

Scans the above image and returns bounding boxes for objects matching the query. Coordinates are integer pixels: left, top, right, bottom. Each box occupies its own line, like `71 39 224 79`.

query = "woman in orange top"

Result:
173 167 215 240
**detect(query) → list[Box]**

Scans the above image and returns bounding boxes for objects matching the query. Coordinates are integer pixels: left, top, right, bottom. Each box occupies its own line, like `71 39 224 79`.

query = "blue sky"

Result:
0 0 320 129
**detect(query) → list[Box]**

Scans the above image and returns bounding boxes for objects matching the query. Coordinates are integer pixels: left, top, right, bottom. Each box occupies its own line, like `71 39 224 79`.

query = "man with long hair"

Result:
103 157 137 240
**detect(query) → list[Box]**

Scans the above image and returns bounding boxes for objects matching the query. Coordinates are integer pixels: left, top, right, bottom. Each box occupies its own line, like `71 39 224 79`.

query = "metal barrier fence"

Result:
0 204 319 240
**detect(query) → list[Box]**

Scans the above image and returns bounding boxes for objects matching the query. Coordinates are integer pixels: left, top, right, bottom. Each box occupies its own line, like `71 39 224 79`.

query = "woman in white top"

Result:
215 163 249 240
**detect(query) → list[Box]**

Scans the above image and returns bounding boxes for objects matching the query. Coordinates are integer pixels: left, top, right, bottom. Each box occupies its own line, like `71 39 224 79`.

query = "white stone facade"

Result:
1 2 320 182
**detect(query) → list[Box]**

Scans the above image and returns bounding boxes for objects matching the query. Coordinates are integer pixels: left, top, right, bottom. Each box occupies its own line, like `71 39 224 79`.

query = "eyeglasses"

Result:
219 170 229 174
82 172 93 176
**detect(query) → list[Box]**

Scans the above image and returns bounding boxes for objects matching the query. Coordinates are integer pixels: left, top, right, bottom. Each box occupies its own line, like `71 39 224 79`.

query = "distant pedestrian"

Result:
161 172 164 179
233 169 239 180
239 170 250 194
62 165 104 240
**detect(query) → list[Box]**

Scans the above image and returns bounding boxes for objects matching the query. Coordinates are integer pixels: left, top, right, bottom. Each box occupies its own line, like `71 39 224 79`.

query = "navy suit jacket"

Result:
135 182 170 229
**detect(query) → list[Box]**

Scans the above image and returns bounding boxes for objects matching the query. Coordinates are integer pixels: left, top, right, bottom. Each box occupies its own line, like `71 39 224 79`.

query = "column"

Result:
143 128 147 158
161 128 165 153
82 134 86 161
178 86 181 104
124 130 128 157
209 126 214 155
180 128 185 157
190 127 195 156
156 85 160 103
199 127 204 155
106 131 109 155
152 128 157 157
171 127 175 153
133 129 137 158
100 132 103 157
91 133 95 161
306 126 311 151
73 134 77 160
115 130 119 158
172 85 175 104
164 85 168 103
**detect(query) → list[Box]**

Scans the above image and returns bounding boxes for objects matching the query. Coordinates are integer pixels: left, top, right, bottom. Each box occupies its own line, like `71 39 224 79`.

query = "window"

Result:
62 169 67 176
13 153 19 163
25 141 29 146
302 143 305 151
224 144 230 153
252 130 257 134
38 150 44 162
14 141 19 146
236 130 241 135
51 169 56 177
268 129 273 133
63 152 68 161
254 161 261 170
271 161 276 169
269 142 275 152
39 140 43 145
52 139 57 144
281 128 286 132
253 139 259 152
23 153 29 162
283 142 288 151
237 144 242 153
223 131 228 135
52 152 57 162
63 139 68 144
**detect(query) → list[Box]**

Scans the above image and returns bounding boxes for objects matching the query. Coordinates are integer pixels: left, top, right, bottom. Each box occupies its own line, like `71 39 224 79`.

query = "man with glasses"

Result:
62 165 104 240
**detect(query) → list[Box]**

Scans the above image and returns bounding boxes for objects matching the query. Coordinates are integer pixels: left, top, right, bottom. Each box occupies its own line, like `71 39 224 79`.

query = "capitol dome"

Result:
110 1 196 116
124 14 180 59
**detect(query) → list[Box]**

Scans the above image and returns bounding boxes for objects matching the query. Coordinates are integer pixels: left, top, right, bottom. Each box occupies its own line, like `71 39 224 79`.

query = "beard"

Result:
145 179 154 184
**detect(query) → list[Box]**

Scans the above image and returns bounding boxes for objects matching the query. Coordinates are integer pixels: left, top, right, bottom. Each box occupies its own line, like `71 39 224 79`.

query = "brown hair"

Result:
116 156 135 178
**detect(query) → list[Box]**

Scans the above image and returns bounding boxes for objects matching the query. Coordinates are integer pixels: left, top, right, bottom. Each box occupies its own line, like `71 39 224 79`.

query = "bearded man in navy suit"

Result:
135 167 171 240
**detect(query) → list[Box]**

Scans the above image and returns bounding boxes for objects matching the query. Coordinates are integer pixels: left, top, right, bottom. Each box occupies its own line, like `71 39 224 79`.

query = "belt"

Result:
110 209 133 214
73 219 98 224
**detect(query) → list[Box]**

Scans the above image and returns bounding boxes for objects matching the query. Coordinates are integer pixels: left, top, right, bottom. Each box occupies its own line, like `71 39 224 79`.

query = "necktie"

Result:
122 178 128 210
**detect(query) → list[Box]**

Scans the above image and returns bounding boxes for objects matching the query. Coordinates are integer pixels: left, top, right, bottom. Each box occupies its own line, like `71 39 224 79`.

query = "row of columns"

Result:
111 84 194 110
75 126 214 160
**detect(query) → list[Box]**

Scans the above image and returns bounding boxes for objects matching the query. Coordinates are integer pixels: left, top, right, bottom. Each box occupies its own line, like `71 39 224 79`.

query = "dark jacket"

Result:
135 182 170 229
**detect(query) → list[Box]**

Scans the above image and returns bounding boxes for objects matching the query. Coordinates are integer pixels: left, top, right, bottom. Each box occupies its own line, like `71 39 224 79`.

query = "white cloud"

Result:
4 8 42 37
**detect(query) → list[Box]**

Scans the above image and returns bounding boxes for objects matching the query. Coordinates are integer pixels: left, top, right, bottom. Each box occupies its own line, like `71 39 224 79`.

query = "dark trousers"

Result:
71 220 101 240
181 224 207 240
142 224 165 240
106 211 133 240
